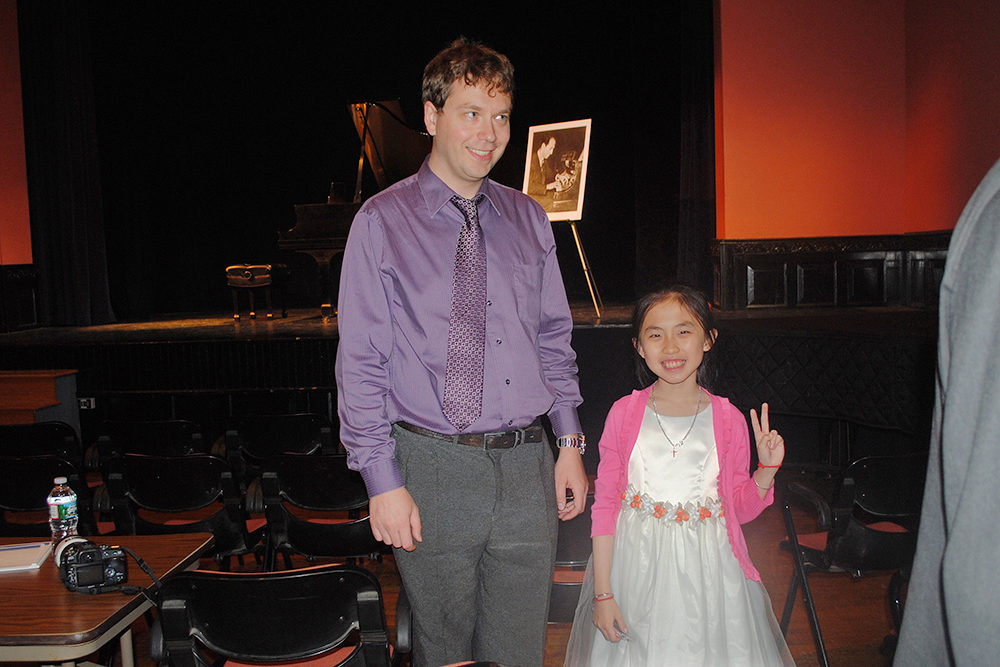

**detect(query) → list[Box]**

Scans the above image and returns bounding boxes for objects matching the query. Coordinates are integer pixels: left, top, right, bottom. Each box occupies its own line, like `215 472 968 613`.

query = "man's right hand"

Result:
369 486 422 551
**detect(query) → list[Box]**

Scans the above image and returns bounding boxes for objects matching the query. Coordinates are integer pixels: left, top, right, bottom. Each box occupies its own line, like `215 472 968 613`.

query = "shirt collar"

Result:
416 157 501 220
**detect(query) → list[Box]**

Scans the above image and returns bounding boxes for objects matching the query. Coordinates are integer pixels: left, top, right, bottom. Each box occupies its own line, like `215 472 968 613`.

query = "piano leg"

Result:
299 250 339 321
318 259 333 320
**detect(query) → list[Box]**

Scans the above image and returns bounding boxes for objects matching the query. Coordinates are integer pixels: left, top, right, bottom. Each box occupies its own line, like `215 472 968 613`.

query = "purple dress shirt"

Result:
335 159 583 497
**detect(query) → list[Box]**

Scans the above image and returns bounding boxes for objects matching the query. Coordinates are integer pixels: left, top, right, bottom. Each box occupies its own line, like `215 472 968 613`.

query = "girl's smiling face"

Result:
634 297 715 389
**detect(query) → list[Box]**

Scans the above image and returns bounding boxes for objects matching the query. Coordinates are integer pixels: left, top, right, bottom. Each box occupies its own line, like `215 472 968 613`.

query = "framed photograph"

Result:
522 119 592 221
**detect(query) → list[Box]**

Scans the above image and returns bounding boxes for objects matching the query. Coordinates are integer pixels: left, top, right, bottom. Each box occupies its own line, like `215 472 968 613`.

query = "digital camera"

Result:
55 537 128 593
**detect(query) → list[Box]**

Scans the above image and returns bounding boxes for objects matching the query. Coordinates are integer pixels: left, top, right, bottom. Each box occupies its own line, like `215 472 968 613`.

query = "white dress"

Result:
564 404 795 667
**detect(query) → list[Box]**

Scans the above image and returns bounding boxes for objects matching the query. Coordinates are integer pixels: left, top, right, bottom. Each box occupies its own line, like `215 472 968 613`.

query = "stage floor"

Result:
0 302 936 345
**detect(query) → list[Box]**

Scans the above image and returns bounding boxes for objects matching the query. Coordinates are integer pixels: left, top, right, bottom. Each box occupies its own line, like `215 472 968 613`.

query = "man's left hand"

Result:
554 446 588 520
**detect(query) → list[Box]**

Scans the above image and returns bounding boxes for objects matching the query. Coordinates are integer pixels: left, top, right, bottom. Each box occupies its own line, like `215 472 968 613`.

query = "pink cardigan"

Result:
590 386 773 582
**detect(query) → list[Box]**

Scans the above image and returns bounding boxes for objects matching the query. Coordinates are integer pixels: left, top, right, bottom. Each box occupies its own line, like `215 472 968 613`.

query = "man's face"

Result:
541 138 556 160
424 81 512 198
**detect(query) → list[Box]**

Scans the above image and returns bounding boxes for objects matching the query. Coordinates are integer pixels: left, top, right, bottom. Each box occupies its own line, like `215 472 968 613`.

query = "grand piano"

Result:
279 101 431 319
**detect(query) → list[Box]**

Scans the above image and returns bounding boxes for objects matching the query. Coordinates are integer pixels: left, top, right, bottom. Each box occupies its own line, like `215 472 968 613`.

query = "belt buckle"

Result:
484 428 522 449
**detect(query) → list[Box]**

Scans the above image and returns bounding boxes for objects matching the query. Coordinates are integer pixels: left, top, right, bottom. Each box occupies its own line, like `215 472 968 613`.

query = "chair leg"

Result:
782 498 832 667
263 539 275 572
797 571 832 667
231 288 240 320
265 286 274 319
780 567 800 636
248 290 257 319
888 567 909 632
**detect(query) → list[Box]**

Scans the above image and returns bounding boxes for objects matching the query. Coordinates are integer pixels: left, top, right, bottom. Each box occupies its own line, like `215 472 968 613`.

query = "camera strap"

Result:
119 545 164 603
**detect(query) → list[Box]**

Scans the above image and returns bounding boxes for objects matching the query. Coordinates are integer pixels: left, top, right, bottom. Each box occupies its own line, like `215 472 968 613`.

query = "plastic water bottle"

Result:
47 476 78 543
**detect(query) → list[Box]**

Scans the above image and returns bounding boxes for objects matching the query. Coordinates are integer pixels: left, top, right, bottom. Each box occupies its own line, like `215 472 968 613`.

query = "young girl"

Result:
564 285 795 667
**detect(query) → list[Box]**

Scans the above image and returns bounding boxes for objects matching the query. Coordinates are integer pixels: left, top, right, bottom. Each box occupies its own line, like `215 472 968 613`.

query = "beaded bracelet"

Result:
594 592 615 602
758 463 781 468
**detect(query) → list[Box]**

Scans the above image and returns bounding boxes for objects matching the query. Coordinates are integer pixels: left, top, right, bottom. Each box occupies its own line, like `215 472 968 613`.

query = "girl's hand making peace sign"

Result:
751 403 785 469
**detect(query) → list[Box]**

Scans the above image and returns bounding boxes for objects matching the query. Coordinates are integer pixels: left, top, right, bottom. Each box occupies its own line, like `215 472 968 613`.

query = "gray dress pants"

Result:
391 423 558 667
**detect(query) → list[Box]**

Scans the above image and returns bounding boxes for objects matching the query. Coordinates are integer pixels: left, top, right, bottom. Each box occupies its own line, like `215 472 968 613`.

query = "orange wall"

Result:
0 0 32 265
905 0 1000 232
717 0 1000 240
716 0 907 240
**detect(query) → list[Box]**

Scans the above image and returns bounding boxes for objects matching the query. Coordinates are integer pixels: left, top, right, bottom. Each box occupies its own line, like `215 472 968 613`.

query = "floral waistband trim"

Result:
620 484 725 524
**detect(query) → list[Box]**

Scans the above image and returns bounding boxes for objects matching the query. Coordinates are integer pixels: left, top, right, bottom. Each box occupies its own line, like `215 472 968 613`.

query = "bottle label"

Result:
48 496 78 520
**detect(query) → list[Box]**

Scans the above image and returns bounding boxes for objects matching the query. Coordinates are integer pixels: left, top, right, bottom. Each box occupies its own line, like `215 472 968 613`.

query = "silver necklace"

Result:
651 386 703 458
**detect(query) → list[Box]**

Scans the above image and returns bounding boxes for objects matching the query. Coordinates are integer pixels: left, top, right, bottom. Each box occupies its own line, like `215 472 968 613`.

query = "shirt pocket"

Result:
512 261 544 333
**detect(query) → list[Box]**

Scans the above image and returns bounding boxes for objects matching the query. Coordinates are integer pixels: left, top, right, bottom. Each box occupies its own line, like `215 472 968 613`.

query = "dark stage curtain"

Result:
676 0 717 295
17 0 114 326
633 1 716 298
11 3 714 318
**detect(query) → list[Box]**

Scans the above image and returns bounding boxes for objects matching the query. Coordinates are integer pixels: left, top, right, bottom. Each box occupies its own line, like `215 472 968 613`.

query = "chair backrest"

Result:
267 453 369 512
96 419 204 462
224 413 334 483
844 453 927 524
227 413 333 459
156 564 391 667
258 454 381 570
103 454 256 561
0 455 95 537
0 422 83 469
822 453 927 571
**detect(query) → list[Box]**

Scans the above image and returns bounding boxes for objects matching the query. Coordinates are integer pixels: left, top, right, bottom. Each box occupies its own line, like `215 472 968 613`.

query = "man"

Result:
527 134 557 197
335 37 588 667
894 156 1000 666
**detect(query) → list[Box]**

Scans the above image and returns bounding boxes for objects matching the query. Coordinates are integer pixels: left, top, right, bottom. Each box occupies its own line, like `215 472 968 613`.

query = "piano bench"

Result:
226 264 289 320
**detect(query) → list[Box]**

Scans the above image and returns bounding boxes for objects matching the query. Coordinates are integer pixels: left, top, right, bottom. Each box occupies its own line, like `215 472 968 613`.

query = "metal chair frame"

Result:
779 454 926 667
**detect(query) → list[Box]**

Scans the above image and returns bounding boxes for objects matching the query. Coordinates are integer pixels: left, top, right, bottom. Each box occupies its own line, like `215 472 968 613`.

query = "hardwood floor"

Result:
8 473 899 667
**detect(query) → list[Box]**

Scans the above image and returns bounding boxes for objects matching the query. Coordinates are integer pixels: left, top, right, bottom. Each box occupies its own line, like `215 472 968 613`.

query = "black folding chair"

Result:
85 419 205 470
150 564 403 667
221 413 334 485
0 422 83 470
99 454 261 569
549 493 595 623
779 453 926 667
245 454 383 571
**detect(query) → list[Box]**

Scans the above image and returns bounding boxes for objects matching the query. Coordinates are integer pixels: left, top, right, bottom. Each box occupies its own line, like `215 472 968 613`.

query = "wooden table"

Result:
0 533 215 665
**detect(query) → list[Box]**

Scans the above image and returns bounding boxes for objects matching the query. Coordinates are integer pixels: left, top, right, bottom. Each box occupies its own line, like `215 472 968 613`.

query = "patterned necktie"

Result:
443 194 487 431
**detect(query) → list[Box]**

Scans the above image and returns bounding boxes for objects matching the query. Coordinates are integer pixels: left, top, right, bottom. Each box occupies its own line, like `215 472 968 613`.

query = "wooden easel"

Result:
568 220 603 318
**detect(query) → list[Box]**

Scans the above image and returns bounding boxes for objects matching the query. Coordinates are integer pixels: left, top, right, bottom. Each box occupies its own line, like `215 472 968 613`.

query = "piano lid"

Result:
350 100 431 197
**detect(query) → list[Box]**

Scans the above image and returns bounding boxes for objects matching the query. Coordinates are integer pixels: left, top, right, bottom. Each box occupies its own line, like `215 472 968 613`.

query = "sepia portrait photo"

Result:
522 119 592 221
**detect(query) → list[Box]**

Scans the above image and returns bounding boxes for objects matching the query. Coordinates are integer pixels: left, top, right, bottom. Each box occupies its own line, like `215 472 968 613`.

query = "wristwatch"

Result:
556 433 586 456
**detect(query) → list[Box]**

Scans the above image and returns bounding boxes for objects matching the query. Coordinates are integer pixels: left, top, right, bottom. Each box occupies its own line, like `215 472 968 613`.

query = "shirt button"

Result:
506 379 510 385
508 420 513 426
496 339 502 345
487 300 492 306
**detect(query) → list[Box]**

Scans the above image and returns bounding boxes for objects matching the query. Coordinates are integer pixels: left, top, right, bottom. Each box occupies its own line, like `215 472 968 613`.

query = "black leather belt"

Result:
397 418 543 449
